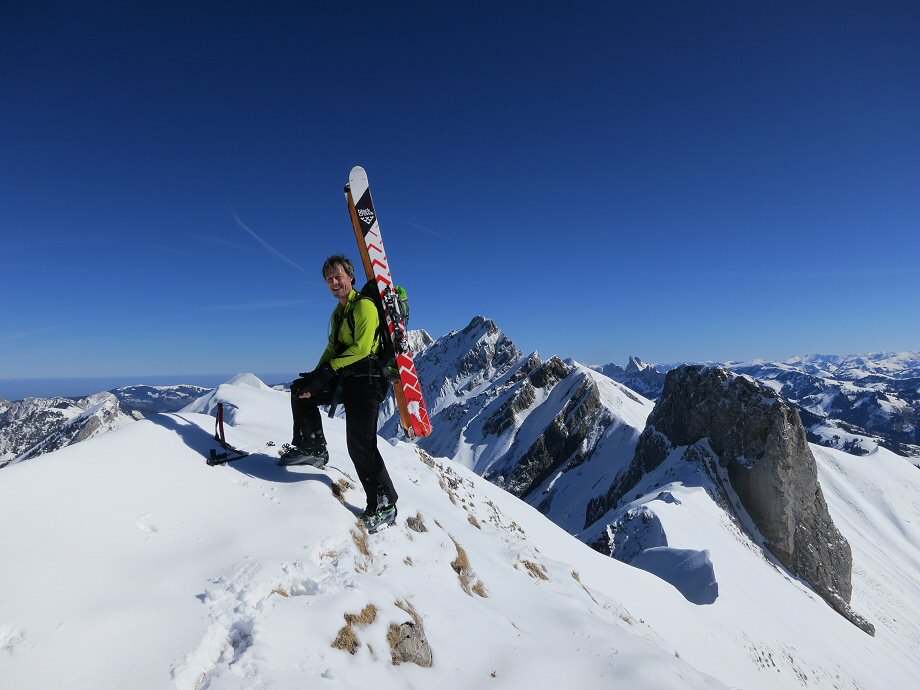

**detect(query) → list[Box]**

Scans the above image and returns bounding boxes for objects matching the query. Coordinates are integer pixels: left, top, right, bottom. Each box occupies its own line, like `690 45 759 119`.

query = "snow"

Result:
0 375 722 689
2 374 919 689
629 547 718 605
814 445 920 665
579 438 920 689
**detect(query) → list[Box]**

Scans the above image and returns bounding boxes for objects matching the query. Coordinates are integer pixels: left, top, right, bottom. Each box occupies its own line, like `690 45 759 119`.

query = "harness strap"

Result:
325 359 387 418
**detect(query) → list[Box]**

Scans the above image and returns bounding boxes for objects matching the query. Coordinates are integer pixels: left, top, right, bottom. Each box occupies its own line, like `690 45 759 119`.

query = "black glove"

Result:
292 364 335 398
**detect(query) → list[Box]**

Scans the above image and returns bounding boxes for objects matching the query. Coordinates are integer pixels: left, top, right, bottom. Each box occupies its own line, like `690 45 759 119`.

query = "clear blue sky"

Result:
2 1 919 392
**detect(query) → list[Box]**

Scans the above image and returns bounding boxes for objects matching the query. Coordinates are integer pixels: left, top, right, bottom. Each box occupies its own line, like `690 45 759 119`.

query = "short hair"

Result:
322 255 355 282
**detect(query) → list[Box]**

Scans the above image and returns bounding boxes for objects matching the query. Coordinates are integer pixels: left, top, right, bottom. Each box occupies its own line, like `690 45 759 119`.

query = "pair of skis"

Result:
345 166 432 439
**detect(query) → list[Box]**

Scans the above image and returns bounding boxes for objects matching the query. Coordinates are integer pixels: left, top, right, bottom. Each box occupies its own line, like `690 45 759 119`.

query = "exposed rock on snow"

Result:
619 365 873 633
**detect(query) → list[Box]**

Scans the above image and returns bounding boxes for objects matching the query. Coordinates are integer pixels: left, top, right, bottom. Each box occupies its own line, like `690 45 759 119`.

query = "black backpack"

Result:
337 279 409 380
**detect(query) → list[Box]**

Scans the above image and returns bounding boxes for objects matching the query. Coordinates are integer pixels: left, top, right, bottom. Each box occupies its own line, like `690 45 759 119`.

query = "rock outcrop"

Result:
612 365 874 634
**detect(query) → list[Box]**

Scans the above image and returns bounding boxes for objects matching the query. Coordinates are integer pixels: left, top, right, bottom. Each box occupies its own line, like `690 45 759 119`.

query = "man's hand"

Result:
292 364 335 400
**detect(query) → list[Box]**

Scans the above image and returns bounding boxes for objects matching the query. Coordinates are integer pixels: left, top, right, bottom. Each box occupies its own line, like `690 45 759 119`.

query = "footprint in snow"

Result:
136 515 157 534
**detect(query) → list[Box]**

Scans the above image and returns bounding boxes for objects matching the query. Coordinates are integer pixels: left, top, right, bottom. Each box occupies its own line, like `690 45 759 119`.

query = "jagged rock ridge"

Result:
381 316 654 535
593 364 874 633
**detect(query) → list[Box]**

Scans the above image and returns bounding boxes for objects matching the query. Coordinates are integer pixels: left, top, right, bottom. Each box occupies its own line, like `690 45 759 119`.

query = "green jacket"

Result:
317 289 381 371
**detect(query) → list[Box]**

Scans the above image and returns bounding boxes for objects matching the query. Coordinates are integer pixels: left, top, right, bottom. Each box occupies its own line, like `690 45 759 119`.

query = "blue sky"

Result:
2 1 919 393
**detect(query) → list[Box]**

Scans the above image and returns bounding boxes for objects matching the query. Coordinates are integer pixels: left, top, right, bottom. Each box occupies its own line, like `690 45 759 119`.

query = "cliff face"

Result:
626 365 873 633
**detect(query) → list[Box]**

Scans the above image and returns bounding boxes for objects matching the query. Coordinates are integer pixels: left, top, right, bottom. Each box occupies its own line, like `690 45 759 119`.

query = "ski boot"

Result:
278 440 328 468
361 501 397 534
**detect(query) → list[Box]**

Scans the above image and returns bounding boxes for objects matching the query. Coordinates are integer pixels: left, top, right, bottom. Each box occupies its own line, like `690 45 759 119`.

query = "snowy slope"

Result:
2 374 917 689
580 436 920 689
0 375 722 690
813 445 920 665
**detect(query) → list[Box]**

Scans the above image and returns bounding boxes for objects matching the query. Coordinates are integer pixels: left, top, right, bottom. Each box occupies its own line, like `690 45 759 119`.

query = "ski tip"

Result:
349 166 368 187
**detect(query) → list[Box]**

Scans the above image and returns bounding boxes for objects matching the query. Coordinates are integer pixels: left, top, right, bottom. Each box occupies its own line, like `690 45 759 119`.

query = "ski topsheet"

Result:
345 166 432 438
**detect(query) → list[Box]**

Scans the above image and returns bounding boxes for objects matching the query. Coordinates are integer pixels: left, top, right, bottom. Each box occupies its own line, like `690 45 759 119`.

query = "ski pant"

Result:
290 370 397 511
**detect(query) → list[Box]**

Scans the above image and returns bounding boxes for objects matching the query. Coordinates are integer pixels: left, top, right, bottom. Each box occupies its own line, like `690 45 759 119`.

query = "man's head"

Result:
322 254 356 302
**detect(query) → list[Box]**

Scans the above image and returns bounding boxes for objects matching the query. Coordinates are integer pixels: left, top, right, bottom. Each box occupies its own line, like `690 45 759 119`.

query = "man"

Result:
282 254 398 531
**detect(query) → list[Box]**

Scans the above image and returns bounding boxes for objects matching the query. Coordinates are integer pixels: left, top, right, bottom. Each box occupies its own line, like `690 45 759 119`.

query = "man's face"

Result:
325 265 352 300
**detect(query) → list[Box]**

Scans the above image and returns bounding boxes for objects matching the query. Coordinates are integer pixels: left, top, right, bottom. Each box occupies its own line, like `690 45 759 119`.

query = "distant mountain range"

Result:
3 322 918 686
0 384 208 467
3 325 917 476
592 352 920 458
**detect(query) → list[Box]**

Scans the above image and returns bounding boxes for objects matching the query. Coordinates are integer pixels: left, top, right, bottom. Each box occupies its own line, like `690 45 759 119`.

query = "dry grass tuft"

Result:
522 559 548 580
331 625 359 654
450 536 487 596
344 604 378 626
351 525 370 558
468 514 481 529
451 538 472 579
387 623 402 657
271 587 290 598
395 599 422 625
406 511 428 533
417 448 437 468
331 478 355 504
331 604 379 655
572 570 602 605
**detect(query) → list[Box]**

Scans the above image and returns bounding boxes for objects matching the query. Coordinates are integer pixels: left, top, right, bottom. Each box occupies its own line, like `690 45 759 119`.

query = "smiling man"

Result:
282 254 398 532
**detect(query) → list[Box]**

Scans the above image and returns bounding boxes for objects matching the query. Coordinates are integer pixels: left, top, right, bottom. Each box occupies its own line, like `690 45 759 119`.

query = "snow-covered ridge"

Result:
0 374 721 689
2 373 917 689
384 318 655 537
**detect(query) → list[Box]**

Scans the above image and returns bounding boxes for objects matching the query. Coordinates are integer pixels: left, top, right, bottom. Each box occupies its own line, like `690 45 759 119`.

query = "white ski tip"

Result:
349 166 370 198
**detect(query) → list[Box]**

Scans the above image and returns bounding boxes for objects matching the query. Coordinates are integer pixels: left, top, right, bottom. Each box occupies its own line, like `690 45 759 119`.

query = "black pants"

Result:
291 371 397 511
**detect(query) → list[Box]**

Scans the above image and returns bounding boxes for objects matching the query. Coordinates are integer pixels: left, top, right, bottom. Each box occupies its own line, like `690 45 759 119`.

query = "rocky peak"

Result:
408 329 434 355
624 356 648 374
592 357 668 400
423 317 523 400
624 365 873 634
528 356 572 390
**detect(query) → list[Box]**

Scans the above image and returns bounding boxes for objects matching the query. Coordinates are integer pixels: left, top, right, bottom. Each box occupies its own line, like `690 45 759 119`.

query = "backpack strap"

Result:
335 292 382 358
